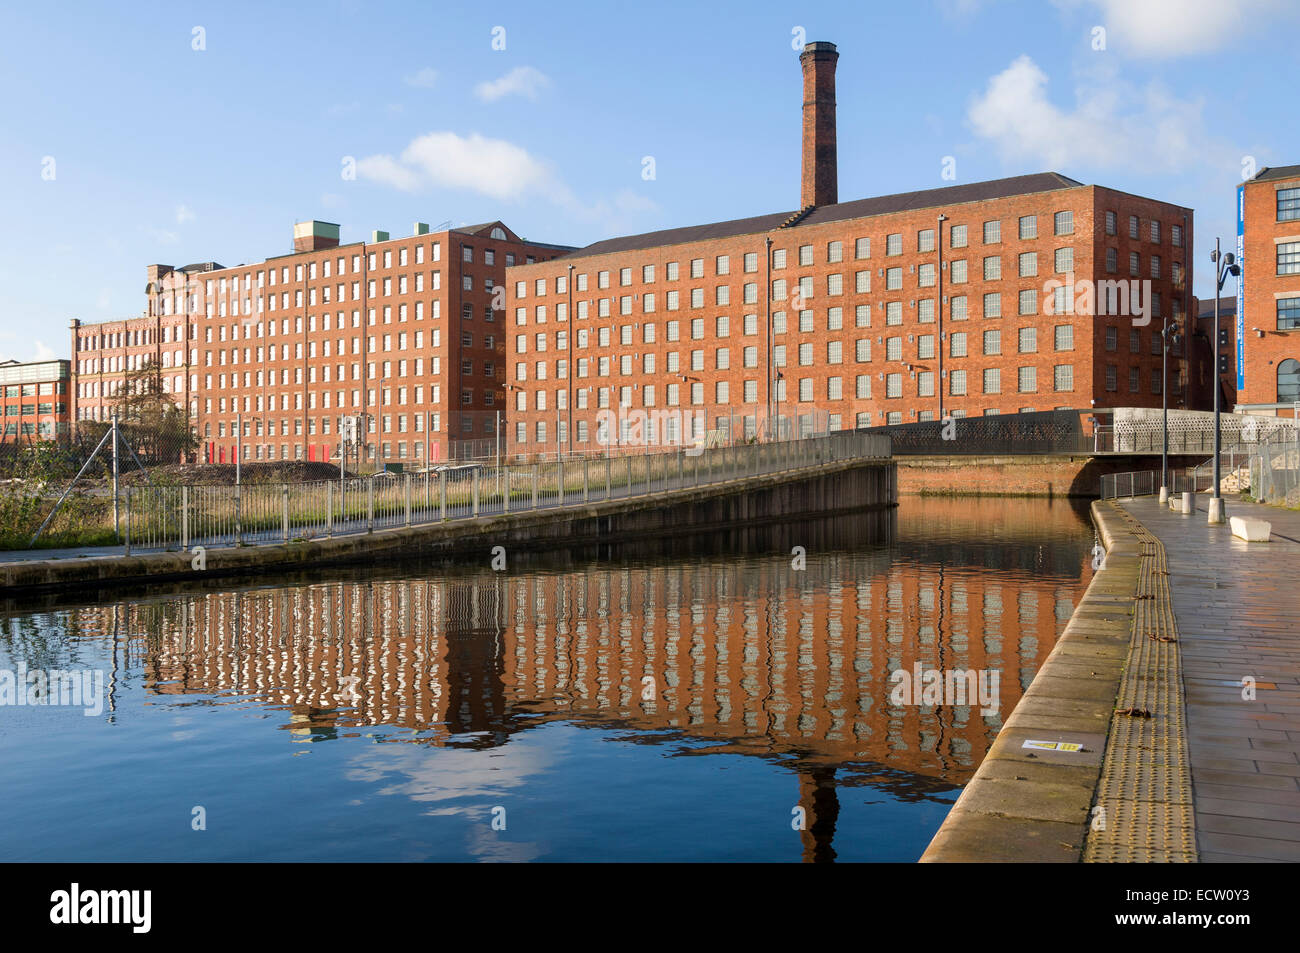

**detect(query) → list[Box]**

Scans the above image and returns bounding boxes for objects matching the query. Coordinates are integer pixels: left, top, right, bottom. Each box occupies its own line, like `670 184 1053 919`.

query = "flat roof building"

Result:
0 358 71 443
1235 165 1300 416
72 221 573 465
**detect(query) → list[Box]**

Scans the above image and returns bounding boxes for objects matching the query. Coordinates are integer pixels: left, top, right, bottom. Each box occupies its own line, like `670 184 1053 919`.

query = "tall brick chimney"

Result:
800 41 839 209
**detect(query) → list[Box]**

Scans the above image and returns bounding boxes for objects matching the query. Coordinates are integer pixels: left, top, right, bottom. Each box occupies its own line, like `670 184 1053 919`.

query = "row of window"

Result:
2 421 64 435
2 382 65 397
1102 212 1184 246
515 212 1184 301
1 403 66 416
508 365 1082 434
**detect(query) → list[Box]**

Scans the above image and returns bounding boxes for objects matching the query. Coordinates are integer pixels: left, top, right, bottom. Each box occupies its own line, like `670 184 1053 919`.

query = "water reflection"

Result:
3 497 1093 861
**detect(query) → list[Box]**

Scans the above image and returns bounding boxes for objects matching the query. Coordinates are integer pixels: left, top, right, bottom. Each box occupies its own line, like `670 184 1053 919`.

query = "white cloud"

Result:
32 340 55 360
1060 0 1288 56
404 67 438 89
967 55 1204 172
356 131 660 235
357 131 554 200
175 204 194 224
474 66 551 102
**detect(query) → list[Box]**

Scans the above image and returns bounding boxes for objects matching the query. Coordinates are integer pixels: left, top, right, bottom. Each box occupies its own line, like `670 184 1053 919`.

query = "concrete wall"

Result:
896 454 1207 498
1 457 895 595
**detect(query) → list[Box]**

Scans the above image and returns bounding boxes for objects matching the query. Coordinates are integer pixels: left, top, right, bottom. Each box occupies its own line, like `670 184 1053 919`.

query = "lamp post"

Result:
1208 239 1242 524
765 236 774 440
376 376 388 472
1158 320 1181 504
936 213 946 422
567 263 574 462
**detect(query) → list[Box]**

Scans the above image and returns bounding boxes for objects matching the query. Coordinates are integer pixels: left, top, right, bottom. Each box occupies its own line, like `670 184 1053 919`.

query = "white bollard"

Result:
1207 496 1225 525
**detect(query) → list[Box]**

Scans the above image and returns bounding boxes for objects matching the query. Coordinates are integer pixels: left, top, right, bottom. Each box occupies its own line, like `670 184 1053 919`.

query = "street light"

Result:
1209 241 1242 524
937 213 947 422
1158 320 1182 504
376 376 389 472
566 263 574 462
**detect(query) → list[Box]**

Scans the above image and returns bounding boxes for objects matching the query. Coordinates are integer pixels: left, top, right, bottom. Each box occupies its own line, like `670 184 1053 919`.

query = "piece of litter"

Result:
1022 740 1084 752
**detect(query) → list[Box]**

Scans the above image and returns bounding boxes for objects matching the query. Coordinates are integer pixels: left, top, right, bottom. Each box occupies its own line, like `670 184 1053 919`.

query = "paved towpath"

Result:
1118 496 1300 862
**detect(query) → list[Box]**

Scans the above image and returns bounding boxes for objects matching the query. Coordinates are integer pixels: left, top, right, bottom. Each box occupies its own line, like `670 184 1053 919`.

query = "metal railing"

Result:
1098 467 1215 500
121 430 892 554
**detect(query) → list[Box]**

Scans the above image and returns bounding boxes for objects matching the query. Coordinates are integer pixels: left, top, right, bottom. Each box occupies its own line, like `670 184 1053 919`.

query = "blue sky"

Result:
1 0 1295 362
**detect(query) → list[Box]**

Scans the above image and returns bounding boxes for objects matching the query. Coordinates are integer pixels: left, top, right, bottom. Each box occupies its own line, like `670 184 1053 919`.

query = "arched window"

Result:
1279 358 1300 403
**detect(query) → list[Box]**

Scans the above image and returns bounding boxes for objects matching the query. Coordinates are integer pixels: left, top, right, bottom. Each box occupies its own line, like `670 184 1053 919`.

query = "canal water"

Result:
0 497 1095 862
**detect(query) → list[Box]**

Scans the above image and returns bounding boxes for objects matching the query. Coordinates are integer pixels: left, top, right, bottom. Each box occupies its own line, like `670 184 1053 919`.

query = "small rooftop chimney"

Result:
800 41 839 209
293 220 340 253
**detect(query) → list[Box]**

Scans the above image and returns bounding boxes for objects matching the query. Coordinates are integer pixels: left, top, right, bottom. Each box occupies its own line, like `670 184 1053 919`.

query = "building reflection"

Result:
53 498 1092 861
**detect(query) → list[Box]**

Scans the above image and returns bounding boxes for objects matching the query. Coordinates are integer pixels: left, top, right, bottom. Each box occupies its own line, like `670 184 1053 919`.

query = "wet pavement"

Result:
1118 496 1300 862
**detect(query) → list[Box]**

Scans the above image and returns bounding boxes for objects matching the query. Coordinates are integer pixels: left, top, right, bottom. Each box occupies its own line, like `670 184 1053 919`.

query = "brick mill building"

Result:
1234 165 1300 416
506 41 1195 456
0 358 71 443
71 221 572 465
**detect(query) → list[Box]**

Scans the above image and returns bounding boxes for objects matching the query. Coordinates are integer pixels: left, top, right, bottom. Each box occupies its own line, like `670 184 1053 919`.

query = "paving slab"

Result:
1118 496 1300 863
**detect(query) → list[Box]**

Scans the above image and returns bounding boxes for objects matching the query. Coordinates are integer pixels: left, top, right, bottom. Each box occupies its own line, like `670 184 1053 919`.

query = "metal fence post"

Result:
440 471 447 520
473 468 480 517
504 466 511 513
367 477 375 533
532 464 539 509
327 482 334 537
283 484 290 541
558 456 565 507
181 485 190 550
605 456 611 499
583 457 589 502
626 453 632 495
124 487 131 556
404 473 412 527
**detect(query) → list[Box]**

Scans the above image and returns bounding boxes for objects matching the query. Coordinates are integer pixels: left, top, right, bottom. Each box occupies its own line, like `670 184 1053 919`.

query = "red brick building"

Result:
0 359 70 442
1189 294 1236 411
505 42 1194 457
1235 165 1300 417
72 221 572 465
71 260 222 429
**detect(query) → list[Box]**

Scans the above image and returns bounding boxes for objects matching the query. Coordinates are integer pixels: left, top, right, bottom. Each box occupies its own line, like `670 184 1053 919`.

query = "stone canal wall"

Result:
896 454 1207 498
920 500 1142 862
1 458 896 595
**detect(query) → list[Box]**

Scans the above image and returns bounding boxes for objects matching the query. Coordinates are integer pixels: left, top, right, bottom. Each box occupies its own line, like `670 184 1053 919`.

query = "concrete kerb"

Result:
920 499 1141 862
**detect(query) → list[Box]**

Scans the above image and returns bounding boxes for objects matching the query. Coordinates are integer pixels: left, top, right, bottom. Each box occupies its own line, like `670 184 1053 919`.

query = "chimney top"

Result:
800 41 839 209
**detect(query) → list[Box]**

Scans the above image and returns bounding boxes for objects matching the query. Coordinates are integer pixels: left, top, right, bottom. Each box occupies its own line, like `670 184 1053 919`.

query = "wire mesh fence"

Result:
1249 433 1300 506
113 430 891 554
